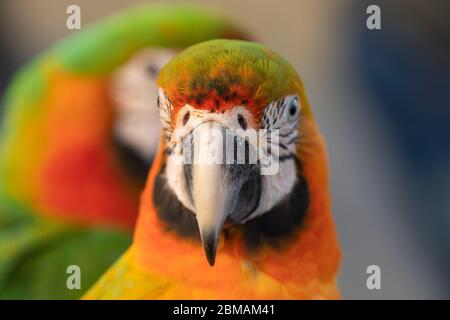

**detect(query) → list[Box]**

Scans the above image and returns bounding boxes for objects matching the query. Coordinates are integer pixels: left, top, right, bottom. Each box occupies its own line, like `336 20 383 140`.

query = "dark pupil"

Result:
146 65 159 77
289 103 297 116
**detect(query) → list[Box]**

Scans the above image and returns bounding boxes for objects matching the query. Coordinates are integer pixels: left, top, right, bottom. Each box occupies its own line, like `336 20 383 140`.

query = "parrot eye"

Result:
146 64 159 77
286 96 300 122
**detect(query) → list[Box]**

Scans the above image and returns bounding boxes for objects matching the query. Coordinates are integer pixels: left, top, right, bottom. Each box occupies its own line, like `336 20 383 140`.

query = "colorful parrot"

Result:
85 40 341 299
0 5 247 299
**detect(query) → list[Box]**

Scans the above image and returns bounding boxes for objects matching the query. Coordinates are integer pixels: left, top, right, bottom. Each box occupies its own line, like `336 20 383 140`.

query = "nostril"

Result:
237 114 247 130
182 111 190 126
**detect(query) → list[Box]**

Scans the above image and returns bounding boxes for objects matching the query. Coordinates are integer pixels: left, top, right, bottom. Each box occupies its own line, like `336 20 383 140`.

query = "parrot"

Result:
0 4 247 299
84 39 341 299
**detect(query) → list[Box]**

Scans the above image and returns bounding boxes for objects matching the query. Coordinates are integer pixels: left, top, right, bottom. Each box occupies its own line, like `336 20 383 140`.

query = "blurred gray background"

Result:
1 0 449 299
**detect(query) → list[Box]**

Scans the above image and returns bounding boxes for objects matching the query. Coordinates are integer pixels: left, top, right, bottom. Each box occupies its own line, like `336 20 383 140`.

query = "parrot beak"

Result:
183 121 260 266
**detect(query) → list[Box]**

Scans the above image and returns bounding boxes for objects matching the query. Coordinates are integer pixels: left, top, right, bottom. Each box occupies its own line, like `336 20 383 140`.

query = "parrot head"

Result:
111 48 178 165
155 39 314 266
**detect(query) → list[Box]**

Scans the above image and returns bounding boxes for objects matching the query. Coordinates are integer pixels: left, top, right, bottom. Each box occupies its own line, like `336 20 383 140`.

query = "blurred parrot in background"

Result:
0 4 247 299
85 40 341 299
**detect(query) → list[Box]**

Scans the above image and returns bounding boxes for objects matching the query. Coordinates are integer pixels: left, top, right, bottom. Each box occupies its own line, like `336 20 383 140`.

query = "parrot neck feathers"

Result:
241 174 309 250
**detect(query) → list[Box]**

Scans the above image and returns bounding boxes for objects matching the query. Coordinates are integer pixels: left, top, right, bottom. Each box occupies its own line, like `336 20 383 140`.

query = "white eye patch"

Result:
262 95 301 130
